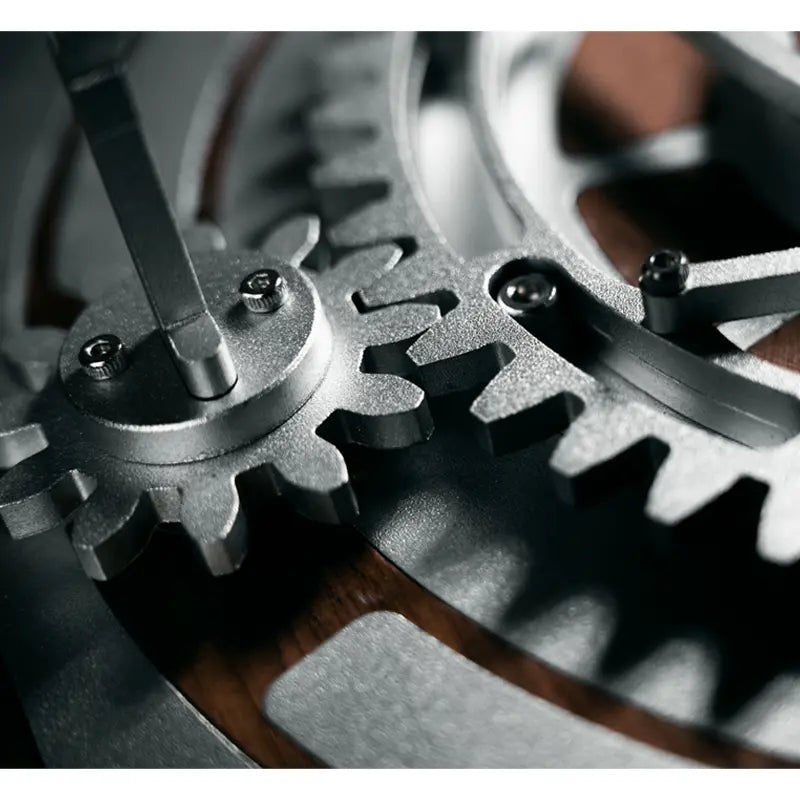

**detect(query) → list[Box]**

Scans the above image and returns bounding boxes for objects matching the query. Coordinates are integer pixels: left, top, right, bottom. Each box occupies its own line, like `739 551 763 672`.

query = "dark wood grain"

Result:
100 505 793 768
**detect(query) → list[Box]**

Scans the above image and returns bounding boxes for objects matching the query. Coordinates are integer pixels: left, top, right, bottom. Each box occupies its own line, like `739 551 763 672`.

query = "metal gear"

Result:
0 215 438 580
309 31 800 566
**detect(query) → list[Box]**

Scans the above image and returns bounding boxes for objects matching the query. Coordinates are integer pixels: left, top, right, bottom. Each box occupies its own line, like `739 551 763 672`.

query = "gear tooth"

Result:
70 488 158 581
330 373 432 449
646 449 742 527
755 477 800 563
309 92 382 144
183 220 227 253
269 431 356 524
551 403 628 477
0 450 95 539
328 33 394 68
472 347 591 455
311 139 387 189
0 394 47 469
329 195 410 249
180 476 248 576
330 245 403 293
550 402 664 502
409 304 488 365
260 214 320 267
317 33 393 89
359 303 441 374
358 249 454 309
406 304 510 396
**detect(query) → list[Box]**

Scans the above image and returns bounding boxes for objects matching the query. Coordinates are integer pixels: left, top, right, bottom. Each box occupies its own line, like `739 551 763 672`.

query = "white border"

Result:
4 3 800 33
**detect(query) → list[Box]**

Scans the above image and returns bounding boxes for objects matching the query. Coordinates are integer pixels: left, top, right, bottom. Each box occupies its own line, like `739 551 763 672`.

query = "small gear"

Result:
309 31 800 565
0 216 438 580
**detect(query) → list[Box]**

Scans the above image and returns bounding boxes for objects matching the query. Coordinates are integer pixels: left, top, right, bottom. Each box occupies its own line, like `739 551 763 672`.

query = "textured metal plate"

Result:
352 400 800 763
0 526 253 768
264 611 693 768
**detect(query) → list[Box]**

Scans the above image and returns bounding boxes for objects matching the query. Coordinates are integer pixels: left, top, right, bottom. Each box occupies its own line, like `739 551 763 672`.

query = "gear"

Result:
309 32 800 564
0 215 438 580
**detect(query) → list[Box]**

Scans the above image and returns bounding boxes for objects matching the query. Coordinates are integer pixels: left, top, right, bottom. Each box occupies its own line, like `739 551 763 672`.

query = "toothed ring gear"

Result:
0 218 437 580
310 31 800 566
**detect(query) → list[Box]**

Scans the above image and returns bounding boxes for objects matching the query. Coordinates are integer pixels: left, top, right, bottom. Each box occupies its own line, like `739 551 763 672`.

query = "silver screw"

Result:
79 334 129 381
239 269 288 314
497 273 557 317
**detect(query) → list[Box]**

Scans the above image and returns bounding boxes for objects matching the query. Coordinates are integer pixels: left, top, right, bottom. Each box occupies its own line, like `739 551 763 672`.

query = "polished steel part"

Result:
265 612 693 768
59 244 330 465
52 33 249 305
641 248 800 334
51 33 237 400
309 32 800 567
0 217 437 580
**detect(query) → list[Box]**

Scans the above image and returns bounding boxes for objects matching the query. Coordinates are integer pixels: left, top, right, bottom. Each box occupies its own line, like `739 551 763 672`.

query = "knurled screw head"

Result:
78 333 128 381
239 268 287 313
639 250 689 297
497 272 558 317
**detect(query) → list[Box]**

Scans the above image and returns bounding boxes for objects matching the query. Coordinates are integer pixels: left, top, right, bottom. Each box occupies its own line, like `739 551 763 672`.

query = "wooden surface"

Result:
14 32 800 769
101 506 792 768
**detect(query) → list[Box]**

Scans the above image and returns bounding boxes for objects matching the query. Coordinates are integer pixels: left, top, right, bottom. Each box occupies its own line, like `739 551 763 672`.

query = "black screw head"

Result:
239 268 288 313
497 273 558 317
79 333 128 380
639 250 689 297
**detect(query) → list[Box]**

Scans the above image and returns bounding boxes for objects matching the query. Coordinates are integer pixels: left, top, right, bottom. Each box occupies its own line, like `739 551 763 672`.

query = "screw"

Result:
639 250 689 297
79 334 128 381
497 272 557 317
239 269 288 313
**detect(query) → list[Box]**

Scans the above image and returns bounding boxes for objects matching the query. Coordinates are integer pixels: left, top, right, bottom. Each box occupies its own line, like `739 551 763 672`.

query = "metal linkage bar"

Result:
49 33 237 399
640 248 800 335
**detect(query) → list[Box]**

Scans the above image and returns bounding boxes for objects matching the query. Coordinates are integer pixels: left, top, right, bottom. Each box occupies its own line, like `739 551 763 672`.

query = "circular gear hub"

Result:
60 249 331 464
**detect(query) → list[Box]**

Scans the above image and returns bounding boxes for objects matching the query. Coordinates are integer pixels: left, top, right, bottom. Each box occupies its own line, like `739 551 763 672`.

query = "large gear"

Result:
8 29 800 770
309 31 800 566
0 216 438 580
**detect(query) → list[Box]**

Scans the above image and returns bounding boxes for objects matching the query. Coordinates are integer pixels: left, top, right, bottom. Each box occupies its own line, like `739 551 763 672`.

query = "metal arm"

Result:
641 248 800 335
49 33 237 399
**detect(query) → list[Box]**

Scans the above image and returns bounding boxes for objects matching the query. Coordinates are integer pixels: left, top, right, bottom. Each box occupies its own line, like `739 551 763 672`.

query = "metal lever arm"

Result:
642 248 800 335
49 33 237 399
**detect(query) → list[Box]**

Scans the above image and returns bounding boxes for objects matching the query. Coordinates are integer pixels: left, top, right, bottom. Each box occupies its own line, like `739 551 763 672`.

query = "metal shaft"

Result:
49 33 237 399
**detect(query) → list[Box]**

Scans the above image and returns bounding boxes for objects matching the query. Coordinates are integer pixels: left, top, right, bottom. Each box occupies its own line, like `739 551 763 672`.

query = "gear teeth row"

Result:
0 451 96 539
309 94 383 149
308 31 800 572
0 239 439 580
311 33 444 254
549 396 800 565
